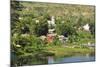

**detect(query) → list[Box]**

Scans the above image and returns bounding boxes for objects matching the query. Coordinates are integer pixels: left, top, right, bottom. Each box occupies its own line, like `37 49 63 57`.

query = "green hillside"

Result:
11 1 95 66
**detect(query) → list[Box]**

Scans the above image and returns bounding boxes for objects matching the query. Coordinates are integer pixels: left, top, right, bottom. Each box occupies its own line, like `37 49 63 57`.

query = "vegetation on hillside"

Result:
11 1 95 66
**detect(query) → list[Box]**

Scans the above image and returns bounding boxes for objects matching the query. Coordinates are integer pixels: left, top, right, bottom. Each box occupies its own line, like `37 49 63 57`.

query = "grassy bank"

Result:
45 45 95 58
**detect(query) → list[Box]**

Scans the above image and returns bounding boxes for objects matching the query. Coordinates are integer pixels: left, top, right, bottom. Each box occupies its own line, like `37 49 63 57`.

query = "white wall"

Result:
17 0 95 5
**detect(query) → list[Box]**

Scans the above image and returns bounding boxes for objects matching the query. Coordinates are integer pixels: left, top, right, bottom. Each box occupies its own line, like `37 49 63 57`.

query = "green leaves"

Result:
11 2 95 66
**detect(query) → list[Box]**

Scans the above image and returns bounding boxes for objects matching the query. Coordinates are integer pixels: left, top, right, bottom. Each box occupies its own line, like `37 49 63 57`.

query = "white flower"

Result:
36 20 39 23
16 45 21 47
19 17 22 20
83 24 90 31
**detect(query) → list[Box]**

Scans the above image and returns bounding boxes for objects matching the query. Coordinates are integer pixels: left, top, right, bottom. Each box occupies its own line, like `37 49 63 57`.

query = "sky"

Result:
17 0 96 5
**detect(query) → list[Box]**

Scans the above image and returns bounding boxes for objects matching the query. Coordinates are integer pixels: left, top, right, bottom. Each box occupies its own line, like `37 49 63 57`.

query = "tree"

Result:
11 0 23 35
56 17 76 36
34 17 48 36
11 1 24 66
89 22 95 37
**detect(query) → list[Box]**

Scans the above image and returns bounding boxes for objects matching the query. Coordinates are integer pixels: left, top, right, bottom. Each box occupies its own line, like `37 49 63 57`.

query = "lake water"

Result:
48 56 95 64
18 56 95 67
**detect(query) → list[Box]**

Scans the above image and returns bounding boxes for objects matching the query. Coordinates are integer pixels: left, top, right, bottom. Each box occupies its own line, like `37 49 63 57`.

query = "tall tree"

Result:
11 0 23 35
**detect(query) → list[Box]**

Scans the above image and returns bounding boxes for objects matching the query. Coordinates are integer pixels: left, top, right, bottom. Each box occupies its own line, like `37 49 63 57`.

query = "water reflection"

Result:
47 56 95 64
48 56 54 64
17 55 95 66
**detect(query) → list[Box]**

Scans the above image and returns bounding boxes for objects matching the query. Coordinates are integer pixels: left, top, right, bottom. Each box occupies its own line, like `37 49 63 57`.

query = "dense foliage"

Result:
11 1 95 66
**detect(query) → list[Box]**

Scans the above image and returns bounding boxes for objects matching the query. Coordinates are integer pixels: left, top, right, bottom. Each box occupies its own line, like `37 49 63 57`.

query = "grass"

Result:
45 45 95 58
